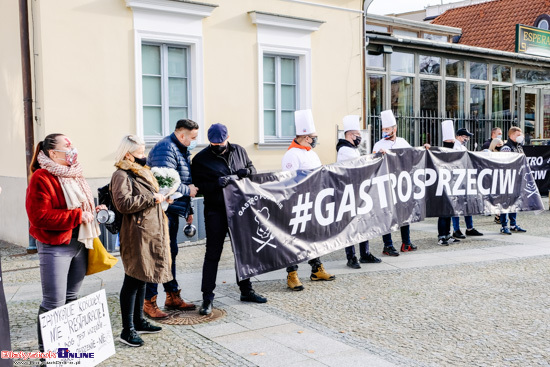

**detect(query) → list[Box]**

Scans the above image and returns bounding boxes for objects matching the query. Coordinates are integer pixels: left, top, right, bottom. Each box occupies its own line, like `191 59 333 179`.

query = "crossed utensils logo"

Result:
252 207 277 253
524 172 538 198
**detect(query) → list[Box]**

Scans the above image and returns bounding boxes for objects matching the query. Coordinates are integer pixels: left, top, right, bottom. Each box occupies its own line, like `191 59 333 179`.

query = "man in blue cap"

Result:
192 124 267 315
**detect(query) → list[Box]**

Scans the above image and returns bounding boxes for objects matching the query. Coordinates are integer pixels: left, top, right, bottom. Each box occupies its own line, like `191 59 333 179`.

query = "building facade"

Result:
365 11 550 149
0 0 363 245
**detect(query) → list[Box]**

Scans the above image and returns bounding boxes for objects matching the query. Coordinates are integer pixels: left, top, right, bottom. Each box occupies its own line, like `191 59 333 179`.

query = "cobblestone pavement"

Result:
3 207 550 366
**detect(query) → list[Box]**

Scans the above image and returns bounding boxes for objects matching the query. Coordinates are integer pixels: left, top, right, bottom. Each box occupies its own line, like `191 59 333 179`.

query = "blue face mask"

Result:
382 131 393 139
187 140 197 151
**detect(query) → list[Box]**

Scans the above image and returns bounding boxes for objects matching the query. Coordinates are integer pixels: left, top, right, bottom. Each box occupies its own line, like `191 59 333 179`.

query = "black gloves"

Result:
218 176 231 188
237 168 251 178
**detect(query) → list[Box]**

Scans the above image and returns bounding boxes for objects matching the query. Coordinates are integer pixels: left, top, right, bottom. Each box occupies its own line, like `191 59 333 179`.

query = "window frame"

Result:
141 42 191 140
263 54 300 141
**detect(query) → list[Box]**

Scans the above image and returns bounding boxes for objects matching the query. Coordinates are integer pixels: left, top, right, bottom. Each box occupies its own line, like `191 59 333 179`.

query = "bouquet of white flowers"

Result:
151 167 183 211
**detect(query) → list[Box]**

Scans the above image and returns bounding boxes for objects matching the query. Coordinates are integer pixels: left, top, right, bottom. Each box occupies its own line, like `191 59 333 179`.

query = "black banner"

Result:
523 145 550 196
224 148 544 280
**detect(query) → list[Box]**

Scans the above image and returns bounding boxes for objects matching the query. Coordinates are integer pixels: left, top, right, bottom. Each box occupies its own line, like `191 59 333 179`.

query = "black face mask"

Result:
210 144 227 155
132 155 147 166
309 137 318 149
353 136 362 147
495 146 502 152
443 141 454 148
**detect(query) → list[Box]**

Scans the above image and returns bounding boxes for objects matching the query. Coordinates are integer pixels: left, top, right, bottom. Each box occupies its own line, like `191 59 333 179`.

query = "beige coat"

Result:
110 160 172 284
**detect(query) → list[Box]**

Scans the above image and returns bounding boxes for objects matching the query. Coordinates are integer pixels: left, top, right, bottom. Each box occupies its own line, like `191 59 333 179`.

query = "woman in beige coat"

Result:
110 135 172 347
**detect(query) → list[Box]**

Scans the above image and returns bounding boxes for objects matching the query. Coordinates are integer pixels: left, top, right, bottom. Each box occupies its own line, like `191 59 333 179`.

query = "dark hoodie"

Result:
336 139 356 152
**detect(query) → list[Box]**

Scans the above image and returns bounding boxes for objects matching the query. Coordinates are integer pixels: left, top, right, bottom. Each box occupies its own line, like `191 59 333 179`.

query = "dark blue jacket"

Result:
148 133 193 217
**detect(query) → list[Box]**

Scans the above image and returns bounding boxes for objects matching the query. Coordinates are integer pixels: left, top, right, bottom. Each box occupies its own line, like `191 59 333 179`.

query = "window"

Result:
141 43 190 138
368 75 384 115
470 62 487 80
470 84 486 119
367 54 384 69
492 86 511 119
263 55 298 139
492 64 511 82
419 55 441 75
391 76 414 116
391 52 414 73
446 81 465 117
446 59 464 78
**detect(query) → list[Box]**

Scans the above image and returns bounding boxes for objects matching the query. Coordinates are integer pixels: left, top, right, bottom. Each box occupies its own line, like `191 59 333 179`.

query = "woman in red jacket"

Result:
26 133 104 353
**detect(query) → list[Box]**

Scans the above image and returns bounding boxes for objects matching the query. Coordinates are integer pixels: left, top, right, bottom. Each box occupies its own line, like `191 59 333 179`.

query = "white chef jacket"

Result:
282 145 322 171
453 140 468 151
372 137 411 153
337 146 359 162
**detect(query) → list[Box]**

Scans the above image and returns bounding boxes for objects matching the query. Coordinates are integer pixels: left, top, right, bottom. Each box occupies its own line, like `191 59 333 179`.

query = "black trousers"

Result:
201 208 253 302
120 274 146 331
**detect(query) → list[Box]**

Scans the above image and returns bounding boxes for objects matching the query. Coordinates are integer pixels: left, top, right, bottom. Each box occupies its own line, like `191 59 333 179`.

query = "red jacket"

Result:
26 169 82 245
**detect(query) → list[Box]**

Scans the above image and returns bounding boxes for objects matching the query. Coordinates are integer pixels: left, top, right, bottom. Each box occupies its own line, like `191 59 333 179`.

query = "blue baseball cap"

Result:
207 123 228 143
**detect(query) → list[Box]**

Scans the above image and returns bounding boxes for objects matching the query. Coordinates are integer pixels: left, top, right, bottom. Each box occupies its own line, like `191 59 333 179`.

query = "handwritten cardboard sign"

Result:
39 289 115 366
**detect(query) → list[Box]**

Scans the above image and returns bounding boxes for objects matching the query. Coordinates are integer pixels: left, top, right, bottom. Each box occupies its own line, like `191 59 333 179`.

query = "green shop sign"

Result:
516 24 550 57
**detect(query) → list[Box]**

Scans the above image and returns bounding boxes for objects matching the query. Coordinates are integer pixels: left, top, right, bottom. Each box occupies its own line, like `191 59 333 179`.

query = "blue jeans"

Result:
382 225 410 247
500 213 517 227
452 216 473 231
345 241 369 260
37 238 87 310
145 212 179 299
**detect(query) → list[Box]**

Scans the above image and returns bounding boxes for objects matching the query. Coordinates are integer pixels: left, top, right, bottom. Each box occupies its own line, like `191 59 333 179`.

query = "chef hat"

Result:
380 110 397 128
343 115 361 132
294 109 316 135
442 120 455 141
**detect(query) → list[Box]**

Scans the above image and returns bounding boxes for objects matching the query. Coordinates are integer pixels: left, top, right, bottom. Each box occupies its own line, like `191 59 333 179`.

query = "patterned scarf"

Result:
37 151 99 249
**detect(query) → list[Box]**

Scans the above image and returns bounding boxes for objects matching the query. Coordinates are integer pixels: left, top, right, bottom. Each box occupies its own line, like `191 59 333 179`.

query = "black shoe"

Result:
199 300 213 315
465 228 483 236
119 329 144 347
494 215 501 224
240 290 267 303
346 256 361 269
447 237 460 244
437 237 449 246
452 230 466 239
134 319 162 334
360 253 381 263
382 246 399 257
400 243 417 252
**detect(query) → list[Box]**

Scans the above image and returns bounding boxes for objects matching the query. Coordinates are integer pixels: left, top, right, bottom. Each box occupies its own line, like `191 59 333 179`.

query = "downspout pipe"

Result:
363 0 374 154
19 0 36 253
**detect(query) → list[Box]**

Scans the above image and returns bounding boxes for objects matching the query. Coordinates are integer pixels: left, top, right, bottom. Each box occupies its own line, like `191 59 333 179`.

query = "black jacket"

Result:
336 139 355 152
191 143 256 210
502 139 524 154
481 138 492 150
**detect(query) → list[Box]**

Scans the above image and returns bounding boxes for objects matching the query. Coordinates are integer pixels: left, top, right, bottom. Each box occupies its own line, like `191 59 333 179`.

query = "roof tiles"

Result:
432 0 550 52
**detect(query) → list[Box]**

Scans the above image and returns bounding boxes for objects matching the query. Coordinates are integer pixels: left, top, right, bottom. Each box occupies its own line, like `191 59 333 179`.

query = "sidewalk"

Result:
3 204 550 366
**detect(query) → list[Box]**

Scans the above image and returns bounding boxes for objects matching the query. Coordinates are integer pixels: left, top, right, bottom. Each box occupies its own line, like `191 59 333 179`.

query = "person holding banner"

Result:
372 110 424 256
437 121 461 246
192 124 267 316
336 115 381 269
451 128 484 239
111 135 172 347
499 127 528 235
26 134 105 353
281 109 336 291
482 127 503 150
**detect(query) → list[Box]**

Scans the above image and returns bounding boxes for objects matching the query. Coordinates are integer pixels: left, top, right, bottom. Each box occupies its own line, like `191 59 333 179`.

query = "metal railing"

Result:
367 111 516 151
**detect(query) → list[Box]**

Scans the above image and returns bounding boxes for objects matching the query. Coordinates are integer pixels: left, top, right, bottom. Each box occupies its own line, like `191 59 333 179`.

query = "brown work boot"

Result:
165 290 196 310
287 271 304 291
143 295 168 319
310 264 335 281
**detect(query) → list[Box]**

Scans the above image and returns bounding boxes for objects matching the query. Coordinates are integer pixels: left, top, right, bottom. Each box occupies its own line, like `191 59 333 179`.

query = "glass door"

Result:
521 88 538 144
543 90 550 138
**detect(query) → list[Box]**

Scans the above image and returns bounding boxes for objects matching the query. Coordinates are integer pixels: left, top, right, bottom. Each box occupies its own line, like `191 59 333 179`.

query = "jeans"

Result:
37 238 87 310
500 213 517 227
120 274 145 331
202 208 253 302
345 241 369 260
146 212 179 299
452 216 473 231
438 217 451 238
382 225 411 247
